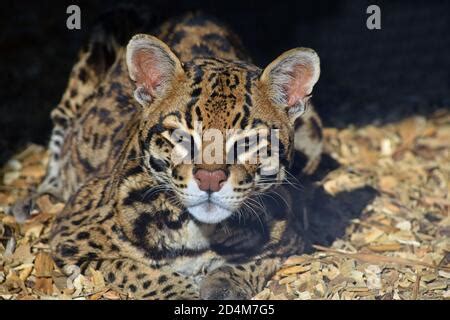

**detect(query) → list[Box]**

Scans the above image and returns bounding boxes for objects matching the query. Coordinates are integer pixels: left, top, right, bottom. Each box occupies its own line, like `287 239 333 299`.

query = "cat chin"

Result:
187 201 233 224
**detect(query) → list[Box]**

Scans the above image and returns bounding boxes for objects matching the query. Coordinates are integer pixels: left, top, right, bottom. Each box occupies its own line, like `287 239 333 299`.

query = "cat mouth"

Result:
186 199 233 224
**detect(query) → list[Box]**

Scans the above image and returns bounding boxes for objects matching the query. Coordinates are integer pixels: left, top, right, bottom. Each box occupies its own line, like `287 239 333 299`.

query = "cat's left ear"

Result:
261 48 320 121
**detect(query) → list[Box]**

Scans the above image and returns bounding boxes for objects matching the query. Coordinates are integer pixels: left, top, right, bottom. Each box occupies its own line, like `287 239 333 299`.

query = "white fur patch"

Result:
188 202 233 224
182 180 237 224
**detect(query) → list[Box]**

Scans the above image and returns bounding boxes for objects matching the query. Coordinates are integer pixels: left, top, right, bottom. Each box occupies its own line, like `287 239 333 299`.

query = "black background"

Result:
1 0 449 164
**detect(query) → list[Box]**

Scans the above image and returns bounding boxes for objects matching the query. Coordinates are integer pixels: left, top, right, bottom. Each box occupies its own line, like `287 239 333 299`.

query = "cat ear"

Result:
261 48 320 120
126 34 183 106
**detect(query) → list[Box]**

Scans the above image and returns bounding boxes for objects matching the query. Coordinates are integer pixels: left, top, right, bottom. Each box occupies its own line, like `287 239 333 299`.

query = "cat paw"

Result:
9 195 36 223
200 269 250 300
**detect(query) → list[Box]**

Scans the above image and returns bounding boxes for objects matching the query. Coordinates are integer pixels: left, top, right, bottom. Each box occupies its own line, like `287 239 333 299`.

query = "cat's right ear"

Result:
126 34 183 107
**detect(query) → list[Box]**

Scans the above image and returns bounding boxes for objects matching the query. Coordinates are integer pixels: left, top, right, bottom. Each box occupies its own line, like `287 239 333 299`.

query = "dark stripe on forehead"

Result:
195 106 203 122
192 63 206 84
245 93 252 107
185 65 205 129
191 87 202 97
251 118 270 128
240 104 250 129
185 98 197 130
232 112 241 127
245 70 253 93
245 70 254 107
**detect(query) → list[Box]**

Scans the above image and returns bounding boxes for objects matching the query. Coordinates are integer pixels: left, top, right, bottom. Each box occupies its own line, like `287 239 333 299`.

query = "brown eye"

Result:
174 133 184 143
235 135 259 154
172 130 191 146
170 129 187 141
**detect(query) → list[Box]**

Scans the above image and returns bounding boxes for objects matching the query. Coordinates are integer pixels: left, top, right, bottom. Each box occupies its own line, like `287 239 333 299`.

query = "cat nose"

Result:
194 169 228 192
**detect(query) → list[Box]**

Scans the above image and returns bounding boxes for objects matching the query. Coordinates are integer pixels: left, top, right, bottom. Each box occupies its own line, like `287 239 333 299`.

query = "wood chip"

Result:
277 265 311 276
367 243 402 252
2 110 449 300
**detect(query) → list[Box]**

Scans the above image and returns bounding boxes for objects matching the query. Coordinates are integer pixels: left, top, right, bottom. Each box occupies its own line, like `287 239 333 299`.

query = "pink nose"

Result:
194 169 228 192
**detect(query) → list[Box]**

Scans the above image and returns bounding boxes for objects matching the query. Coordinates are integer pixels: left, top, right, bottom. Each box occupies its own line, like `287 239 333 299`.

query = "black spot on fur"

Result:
129 265 138 272
86 252 98 259
123 187 160 206
78 68 88 83
142 290 157 298
310 117 323 140
71 216 88 226
129 284 137 293
155 138 164 147
170 30 186 46
158 275 168 284
52 115 68 128
60 245 79 257
94 260 104 270
143 280 152 289
165 292 177 299
76 232 90 240
98 108 115 125
132 213 153 243
203 33 231 52
149 156 166 172
97 211 114 224
88 241 103 250
107 272 116 282
161 285 174 293
294 117 304 130
191 44 214 57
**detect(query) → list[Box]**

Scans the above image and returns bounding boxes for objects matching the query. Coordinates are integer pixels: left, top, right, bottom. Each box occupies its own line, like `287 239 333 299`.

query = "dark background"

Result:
1 0 449 164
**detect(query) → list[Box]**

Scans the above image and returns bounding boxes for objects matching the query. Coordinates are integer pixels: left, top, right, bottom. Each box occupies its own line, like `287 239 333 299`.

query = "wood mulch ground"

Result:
0 109 449 300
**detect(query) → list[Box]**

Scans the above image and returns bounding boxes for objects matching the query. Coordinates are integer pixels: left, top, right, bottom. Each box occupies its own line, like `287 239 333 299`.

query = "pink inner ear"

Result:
134 50 163 96
286 64 313 106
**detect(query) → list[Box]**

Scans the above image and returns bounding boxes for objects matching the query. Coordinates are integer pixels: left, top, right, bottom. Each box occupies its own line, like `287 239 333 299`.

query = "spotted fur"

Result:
34 12 323 299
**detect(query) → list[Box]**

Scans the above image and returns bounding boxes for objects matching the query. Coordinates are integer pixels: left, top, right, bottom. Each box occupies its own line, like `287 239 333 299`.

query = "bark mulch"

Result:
0 109 449 300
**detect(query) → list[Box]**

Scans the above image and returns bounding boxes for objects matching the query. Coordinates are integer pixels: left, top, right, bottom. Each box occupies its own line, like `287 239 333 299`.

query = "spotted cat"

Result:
23 11 323 299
